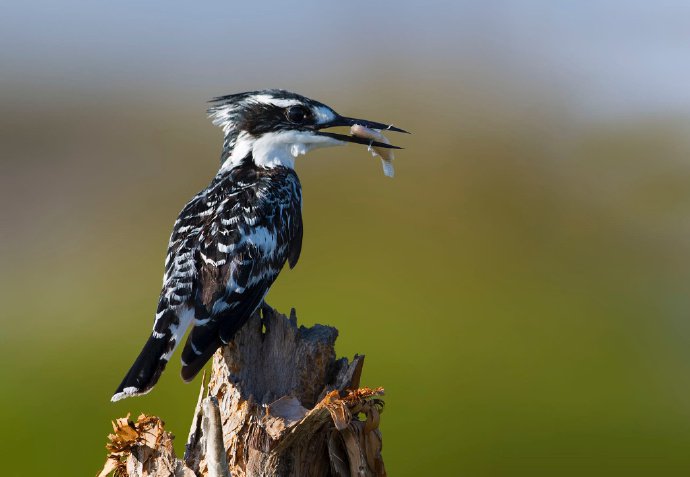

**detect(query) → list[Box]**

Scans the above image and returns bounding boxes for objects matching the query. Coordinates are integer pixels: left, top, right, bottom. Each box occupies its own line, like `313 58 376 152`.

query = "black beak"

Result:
314 115 409 149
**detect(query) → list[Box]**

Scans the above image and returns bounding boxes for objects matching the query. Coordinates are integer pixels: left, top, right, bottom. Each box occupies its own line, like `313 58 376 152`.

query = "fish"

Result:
350 124 396 178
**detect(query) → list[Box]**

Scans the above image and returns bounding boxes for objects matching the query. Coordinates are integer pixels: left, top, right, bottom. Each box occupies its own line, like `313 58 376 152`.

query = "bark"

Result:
99 306 386 477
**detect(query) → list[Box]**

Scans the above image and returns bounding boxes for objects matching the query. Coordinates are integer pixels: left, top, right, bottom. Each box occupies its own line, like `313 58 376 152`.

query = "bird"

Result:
112 89 406 401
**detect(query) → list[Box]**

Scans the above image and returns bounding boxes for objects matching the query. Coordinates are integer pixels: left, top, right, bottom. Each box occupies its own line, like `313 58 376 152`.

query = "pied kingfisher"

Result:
112 89 406 401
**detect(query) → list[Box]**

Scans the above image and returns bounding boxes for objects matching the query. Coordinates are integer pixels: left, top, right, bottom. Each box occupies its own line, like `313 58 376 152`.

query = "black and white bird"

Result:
112 89 406 401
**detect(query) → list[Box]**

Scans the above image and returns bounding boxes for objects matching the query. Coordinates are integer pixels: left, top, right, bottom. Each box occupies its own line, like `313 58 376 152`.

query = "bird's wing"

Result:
287 210 303 269
179 172 302 381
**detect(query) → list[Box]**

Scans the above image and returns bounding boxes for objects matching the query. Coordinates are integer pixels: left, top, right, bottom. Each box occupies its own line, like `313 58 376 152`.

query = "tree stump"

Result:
99 307 386 477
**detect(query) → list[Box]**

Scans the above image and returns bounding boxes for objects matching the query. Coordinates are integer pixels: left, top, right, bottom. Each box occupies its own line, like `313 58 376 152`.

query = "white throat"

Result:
221 130 344 171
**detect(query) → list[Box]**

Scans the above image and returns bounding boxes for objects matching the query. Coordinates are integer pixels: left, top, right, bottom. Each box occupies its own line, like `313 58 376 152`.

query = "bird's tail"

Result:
112 307 194 402
111 333 172 402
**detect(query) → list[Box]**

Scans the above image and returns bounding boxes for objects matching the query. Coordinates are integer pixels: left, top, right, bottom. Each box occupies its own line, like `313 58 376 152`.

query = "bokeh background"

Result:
3 1 690 475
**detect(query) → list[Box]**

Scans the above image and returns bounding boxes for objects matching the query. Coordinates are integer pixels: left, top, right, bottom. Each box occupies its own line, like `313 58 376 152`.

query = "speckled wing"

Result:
112 166 302 400
179 167 303 381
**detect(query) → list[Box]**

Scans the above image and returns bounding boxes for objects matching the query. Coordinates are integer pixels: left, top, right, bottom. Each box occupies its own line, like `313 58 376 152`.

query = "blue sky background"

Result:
2 1 690 118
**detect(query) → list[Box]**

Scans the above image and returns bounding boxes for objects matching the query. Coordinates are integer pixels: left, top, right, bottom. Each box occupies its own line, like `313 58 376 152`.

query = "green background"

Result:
3 2 690 475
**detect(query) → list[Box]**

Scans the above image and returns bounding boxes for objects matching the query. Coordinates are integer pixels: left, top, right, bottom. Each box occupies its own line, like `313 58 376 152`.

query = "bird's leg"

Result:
260 300 274 317
259 301 275 336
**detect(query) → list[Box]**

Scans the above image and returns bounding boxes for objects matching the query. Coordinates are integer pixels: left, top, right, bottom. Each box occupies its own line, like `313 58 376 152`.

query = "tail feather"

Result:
179 307 258 382
111 334 171 402
180 328 221 383
112 307 195 402
178 275 271 384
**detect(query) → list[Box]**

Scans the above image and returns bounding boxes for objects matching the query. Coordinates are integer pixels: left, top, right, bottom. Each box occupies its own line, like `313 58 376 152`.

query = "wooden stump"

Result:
99 307 386 477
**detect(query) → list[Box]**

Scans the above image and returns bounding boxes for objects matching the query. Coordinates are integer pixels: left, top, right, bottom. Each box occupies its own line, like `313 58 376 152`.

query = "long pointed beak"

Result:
314 115 409 149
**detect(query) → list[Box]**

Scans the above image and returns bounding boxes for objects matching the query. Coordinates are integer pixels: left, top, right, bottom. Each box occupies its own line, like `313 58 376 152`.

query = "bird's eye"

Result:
286 106 309 124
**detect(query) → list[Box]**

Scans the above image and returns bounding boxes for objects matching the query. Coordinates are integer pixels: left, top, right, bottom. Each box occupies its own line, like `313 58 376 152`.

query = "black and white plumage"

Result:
112 90 405 401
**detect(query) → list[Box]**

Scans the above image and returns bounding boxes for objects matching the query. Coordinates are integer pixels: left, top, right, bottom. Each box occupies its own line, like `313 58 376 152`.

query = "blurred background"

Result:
3 1 690 475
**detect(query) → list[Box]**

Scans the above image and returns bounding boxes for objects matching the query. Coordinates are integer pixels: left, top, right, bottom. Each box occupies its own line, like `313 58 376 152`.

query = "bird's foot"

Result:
259 301 275 336
259 301 275 318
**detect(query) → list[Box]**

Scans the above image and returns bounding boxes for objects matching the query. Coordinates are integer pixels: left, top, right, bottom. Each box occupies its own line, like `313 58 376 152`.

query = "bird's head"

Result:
208 89 406 170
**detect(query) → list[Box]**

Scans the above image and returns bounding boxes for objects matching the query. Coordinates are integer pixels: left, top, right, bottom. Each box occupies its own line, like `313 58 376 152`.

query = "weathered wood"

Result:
99 307 386 477
99 414 195 477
